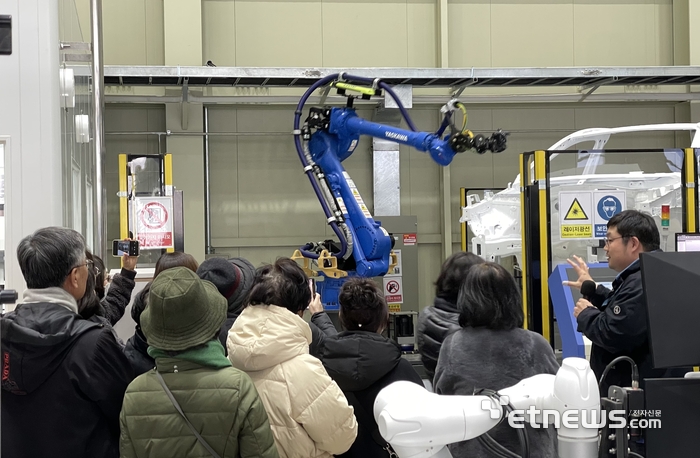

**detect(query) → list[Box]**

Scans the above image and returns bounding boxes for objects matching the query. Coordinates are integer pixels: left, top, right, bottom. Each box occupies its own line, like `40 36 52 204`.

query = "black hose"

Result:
599 356 639 393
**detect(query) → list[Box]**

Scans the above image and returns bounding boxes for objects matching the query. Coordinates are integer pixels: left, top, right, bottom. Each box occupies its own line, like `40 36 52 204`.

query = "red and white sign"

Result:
134 197 174 249
403 233 417 246
383 277 403 304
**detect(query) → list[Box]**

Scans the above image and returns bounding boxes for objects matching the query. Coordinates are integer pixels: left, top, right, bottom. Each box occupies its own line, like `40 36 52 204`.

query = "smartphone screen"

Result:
112 240 139 257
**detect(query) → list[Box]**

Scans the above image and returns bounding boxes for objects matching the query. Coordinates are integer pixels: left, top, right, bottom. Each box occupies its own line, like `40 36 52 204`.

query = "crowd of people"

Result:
0 209 684 457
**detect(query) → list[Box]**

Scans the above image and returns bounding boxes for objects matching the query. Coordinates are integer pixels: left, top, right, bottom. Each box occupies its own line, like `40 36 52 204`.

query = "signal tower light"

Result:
661 204 670 227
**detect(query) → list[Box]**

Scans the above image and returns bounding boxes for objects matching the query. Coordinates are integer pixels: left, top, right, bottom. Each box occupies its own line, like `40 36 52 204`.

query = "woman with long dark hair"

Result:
434 262 559 458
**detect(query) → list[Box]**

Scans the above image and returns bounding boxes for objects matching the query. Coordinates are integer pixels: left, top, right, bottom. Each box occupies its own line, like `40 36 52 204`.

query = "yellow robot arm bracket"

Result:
291 250 318 278
317 250 348 279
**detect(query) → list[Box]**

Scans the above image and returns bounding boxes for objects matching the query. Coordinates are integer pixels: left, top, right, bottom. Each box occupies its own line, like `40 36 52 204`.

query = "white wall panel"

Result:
448 1 492 67
407 0 437 67
202 1 237 67
235 0 323 67
322 0 408 67
573 0 673 66
491 1 575 67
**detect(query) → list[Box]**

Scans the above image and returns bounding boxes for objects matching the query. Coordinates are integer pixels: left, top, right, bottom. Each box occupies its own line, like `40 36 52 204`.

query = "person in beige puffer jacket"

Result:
228 258 358 458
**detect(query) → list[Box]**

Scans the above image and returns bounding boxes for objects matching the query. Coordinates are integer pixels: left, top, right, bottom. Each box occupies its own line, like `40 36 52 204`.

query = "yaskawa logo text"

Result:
385 132 408 142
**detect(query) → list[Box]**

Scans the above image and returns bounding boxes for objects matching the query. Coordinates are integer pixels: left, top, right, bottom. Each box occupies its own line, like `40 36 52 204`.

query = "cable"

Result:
455 101 469 132
474 389 530 458
628 452 645 458
599 356 639 392
478 433 521 458
378 81 418 132
435 114 452 137
293 74 349 260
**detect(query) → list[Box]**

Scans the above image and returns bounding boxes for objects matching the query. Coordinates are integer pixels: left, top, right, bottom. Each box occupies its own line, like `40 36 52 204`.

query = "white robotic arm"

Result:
374 358 600 458
373 380 502 458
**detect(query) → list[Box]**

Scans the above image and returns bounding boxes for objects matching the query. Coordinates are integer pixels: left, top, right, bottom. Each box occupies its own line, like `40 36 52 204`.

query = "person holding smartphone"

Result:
79 239 139 327
307 279 339 359
227 258 357 458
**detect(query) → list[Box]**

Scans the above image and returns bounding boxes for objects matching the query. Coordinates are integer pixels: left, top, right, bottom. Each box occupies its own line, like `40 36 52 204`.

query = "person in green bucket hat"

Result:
119 267 279 458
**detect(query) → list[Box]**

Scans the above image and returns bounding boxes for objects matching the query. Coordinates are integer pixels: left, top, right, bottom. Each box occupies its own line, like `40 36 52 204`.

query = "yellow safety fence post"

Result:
685 148 697 233
118 154 129 268
534 150 550 343
685 148 699 372
164 154 174 253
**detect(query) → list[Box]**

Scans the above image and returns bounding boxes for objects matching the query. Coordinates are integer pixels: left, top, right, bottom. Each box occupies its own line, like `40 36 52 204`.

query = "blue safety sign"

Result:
594 192 625 237
597 195 622 221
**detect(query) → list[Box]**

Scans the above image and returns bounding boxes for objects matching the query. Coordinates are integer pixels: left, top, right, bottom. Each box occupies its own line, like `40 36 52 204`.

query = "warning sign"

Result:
336 197 348 215
134 197 174 249
559 192 593 239
559 190 626 240
561 224 593 238
565 198 589 220
388 303 402 312
140 202 168 229
383 277 403 304
403 233 417 245
343 171 373 219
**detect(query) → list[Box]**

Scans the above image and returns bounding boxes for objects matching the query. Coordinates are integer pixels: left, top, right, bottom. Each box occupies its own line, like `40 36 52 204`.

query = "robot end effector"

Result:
374 358 600 458
448 128 509 155
438 99 508 157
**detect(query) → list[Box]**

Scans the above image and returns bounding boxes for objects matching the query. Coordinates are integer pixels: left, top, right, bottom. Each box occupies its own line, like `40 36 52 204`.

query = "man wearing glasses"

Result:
1 227 133 458
564 210 677 395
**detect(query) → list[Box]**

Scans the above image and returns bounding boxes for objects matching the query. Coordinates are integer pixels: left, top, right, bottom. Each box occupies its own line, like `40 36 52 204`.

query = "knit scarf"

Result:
148 340 231 369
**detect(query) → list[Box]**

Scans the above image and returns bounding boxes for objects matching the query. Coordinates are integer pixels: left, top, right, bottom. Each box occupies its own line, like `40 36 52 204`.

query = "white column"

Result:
437 0 453 259
690 0 700 122
163 1 205 261
0 0 62 297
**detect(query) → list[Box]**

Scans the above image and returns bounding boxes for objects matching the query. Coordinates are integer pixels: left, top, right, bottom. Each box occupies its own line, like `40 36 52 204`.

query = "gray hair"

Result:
17 227 86 289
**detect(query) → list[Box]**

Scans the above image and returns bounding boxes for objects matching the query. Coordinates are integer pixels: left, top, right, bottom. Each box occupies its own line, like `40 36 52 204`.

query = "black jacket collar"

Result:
612 259 640 290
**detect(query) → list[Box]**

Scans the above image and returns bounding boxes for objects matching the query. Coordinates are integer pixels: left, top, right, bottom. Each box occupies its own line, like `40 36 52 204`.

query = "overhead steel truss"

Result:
68 65 700 89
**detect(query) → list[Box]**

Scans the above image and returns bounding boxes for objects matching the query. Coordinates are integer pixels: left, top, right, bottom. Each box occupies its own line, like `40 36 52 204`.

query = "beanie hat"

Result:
197 257 255 315
141 267 227 352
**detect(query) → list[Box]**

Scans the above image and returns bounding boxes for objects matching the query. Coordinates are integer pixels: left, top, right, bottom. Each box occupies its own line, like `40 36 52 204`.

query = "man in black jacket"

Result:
564 210 676 395
1 227 134 458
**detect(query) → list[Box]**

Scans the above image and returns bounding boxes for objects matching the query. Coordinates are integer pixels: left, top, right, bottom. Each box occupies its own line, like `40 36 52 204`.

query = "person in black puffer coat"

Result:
416 251 485 381
434 262 559 458
123 286 153 375
123 252 199 376
315 278 424 458
196 256 255 352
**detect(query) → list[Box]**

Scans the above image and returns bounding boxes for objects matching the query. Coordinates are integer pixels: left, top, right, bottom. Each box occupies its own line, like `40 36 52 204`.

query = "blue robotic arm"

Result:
293 74 507 308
